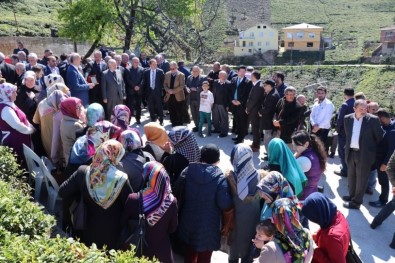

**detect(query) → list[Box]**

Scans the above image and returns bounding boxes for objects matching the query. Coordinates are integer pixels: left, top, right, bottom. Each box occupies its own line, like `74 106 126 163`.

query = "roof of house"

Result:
283 23 323 30
380 25 395 31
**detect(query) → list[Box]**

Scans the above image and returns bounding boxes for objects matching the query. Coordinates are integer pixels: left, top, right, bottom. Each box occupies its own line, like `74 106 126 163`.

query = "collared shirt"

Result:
350 115 363 149
150 69 156 89
49 67 59 75
310 98 334 129
252 80 261 86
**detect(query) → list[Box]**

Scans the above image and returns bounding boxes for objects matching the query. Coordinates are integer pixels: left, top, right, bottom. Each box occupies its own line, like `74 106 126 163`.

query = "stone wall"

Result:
0 36 92 57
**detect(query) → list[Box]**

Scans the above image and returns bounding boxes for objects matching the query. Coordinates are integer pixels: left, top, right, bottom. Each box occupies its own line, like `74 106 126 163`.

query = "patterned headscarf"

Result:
87 120 122 157
168 127 200 163
230 144 259 200
60 97 82 119
119 130 142 152
47 83 71 97
0 83 17 103
268 138 307 196
44 74 64 90
110 104 131 131
46 90 68 111
85 139 128 209
142 161 175 226
272 198 311 263
86 103 105 127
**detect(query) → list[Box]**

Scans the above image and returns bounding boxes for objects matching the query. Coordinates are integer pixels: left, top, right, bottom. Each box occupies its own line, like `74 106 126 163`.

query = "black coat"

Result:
124 65 144 95
142 68 165 99
0 60 17 84
275 98 302 143
15 85 37 123
246 81 264 115
260 88 280 130
229 76 252 109
212 80 231 107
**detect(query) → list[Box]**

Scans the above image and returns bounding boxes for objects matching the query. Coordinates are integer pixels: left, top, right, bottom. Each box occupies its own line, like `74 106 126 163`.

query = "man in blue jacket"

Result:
66 53 95 106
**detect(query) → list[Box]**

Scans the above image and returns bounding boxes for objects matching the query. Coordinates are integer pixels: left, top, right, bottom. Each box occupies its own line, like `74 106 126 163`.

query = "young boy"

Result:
251 220 277 262
198 81 214 137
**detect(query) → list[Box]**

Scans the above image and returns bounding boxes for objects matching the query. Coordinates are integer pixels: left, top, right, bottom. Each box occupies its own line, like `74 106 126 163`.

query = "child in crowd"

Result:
198 81 214 137
252 220 277 262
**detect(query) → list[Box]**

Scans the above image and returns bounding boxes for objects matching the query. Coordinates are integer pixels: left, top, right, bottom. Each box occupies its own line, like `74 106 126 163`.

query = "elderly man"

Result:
113 54 125 74
221 64 237 81
207 62 220 90
343 99 383 209
273 86 302 146
10 54 19 66
0 52 16 84
44 56 59 76
156 54 170 73
164 61 185 126
120 53 130 68
17 51 28 65
15 62 26 88
26 53 44 71
142 59 165 125
101 59 126 119
88 50 107 104
212 70 230 137
186 65 206 131
139 51 150 68
66 53 95 106
124 57 144 124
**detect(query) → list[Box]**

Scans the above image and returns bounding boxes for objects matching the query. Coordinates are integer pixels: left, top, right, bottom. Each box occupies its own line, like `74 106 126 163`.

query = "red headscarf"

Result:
60 97 82 119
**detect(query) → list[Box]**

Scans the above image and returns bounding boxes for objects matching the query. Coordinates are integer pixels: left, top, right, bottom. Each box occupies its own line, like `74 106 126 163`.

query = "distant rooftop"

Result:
283 23 323 29
380 25 395 31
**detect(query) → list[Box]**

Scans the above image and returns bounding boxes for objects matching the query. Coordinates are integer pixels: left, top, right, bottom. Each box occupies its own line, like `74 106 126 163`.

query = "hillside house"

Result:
234 24 278 56
282 23 323 51
380 25 395 55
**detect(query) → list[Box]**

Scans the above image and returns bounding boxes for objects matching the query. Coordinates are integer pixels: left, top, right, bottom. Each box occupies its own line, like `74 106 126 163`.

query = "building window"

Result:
388 43 395 49
239 32 244 39
257 42 262 46
258 32 264 37
250 32 254 37
288 42 294 47
248 49 252 53
309 32 315 38
242 41 246 47
385 31 393 37
263 25 267 28
266 41 270 46
295 32 304 39
249 42 253 46
307 42 314 47
287 33 293 39
269 32 274 37
257 26 261 29
258 48 262 51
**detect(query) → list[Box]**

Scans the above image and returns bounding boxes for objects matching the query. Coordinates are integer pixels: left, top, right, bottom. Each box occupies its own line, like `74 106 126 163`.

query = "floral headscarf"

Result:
0 83 17 103
168 127 200 163
47 83 71 97
142 161 174 226
110 104 131 131
44 74 64 90
87 120 122 157
60 97 82 119
230 144 259 200
86 139 128 209
86 103 105 127
272 198 311 263
118 130 142 152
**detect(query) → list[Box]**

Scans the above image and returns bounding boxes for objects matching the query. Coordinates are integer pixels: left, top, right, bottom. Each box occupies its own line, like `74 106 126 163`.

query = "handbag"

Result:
346 239 363 263
69 174 86 231
124 191 147 256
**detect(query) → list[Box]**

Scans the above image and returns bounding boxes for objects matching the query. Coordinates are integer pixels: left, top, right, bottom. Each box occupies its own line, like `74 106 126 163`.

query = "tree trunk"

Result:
123 1 137 52
83 38 100 60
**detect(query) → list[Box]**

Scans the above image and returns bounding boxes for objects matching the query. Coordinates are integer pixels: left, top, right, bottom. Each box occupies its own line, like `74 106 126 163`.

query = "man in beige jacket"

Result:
164 61 185 127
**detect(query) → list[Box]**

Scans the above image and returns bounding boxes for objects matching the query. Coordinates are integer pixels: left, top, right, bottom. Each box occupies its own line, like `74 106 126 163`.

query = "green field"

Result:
260 65 395 110
271 0 395 62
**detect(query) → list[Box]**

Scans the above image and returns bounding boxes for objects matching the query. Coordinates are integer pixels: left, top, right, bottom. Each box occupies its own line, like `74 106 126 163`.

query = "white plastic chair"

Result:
22 144 61 213
23 144 45 202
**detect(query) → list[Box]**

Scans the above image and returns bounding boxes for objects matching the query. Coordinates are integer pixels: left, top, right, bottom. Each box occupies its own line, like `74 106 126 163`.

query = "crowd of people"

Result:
1 41 395 263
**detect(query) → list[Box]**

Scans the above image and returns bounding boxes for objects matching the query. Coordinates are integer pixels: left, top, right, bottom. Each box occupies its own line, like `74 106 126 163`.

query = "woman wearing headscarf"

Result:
44 73 64 91
0 83 35 164
175 144 233 263
164 126 201 186
122 161 178 262
60 97 86 165
47 82 71 97
119 130 154 192
301 192 350 263
226 144 261 263
257 171 296 221
111 104 132 131
142 122 170 162
75 102 106 138
59 139 132 249
267 138 307 197
256 198 313 263
65 120 122 178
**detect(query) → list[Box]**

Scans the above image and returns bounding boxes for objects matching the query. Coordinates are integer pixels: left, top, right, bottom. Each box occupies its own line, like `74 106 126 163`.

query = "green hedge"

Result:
0 146 156 263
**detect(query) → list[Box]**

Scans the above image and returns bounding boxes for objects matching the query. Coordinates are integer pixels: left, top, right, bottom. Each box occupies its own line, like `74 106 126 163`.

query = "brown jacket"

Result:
164 71 185 102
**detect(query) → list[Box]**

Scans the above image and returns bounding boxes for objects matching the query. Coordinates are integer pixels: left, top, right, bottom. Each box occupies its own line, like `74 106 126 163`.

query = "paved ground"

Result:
132 109 395 263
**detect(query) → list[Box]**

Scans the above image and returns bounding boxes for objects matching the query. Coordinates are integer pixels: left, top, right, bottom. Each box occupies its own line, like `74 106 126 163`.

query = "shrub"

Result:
0 146 26 185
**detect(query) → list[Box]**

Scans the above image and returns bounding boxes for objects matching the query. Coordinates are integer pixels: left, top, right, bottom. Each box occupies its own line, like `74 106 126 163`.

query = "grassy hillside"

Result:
271 0 395 62
0 0 65 37
260 65 395 110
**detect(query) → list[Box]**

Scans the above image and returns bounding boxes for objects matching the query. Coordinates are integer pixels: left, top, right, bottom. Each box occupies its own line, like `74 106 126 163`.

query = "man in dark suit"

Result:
259 80 280 156
124 57 144 124
88 50 107 104
186 65 206 131
246 71 264 152
335 88 355 177
0 52 17 84
44 56 59 76
230 66 252 144
207 62 220 90
26 53 45 71
212 71 230 137
139 51 150 68
156 54 170 74
342 99 383 209
66 53 95 106
143 59 165 125
101 59 126 119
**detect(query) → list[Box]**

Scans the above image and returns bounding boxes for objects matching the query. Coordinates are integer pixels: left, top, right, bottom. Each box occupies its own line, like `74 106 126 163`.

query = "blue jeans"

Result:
199 111 212 134
367 169 377 192
338 135 347 174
